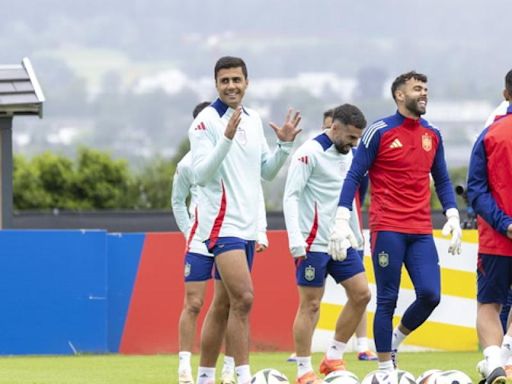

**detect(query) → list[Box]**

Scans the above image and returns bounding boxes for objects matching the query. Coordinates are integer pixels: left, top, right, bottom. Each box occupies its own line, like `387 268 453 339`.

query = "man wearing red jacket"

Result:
330 71 462 372
468 69 512 384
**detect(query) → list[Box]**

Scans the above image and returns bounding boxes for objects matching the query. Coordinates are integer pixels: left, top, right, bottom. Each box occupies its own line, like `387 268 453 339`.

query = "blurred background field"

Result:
0 351 483 384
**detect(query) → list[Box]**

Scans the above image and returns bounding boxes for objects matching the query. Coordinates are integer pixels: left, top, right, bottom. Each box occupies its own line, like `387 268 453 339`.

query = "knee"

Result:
231 290 254 315
301 298 322 315
376 294 398 312
353 288 372 308
185 296 204 316
418 289 441 309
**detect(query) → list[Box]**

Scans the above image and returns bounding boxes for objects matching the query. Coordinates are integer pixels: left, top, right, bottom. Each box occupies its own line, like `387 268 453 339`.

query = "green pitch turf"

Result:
0 351 484 383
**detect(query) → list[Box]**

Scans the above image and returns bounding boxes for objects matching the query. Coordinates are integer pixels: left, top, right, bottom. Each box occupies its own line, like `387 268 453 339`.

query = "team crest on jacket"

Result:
184 262 191 277
304 265 316 281
422 133 432 152
378 251 389 268
235 126 247 145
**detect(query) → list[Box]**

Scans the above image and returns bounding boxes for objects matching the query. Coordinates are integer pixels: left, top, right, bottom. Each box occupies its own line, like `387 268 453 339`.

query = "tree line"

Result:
13 143 468 213
13 142 188 211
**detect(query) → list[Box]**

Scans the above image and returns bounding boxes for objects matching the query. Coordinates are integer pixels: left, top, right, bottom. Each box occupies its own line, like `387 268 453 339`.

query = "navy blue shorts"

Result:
184 252 214 282
295 248 365 287
206 236 255 280
477 253 512 304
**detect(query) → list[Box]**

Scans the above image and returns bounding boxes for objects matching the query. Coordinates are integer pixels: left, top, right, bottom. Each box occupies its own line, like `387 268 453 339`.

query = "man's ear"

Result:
394 89 404 103
503 88 511 101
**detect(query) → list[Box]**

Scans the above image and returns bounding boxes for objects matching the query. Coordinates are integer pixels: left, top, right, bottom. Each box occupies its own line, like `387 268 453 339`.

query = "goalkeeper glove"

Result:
328 207 358 261
442 208 462 255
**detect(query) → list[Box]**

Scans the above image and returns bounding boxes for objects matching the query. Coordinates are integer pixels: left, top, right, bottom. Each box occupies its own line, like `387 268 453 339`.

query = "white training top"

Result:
485 100 510 127
283 132 364 257
171 151 269 256
171 152 211 256
188 98 289 243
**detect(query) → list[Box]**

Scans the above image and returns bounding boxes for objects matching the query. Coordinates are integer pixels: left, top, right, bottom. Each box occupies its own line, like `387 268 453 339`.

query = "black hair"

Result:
332 104 366 129
505 69 512 94
192 101 210 118
391 71 428 101
214 56 248 80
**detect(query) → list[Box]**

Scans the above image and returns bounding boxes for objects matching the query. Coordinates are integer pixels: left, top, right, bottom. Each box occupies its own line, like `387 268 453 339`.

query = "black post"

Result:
0 117 13 229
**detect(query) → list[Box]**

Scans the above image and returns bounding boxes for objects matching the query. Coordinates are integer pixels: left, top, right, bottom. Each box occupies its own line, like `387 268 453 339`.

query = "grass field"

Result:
0 351 484 383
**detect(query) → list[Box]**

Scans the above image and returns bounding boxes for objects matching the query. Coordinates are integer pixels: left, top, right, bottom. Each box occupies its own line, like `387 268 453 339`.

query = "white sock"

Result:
296 356 313 377
197 367 215 384
235 365 252 384
379 360 395 372
484 345 503 372
178 351 192 373
326 339 346 360
391 327 407 351
223 355 235 374
501 335 512 365
357 337 369 353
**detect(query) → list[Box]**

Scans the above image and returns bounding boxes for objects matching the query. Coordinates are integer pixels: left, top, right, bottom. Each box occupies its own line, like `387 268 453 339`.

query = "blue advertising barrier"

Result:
0 230 108 354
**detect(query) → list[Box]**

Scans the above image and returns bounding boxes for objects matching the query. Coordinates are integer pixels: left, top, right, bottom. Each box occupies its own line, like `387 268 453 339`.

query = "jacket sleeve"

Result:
283 146 313 257
430 130 457 211
171 163 193 236
467 130 512 235
338 127 379 209
189 116 232 186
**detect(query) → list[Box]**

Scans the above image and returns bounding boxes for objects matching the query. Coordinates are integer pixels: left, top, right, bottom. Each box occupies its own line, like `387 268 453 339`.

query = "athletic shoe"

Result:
391 349 398 369
178 371 194 384
481 367 507 384
358 350 378 361
296 371 324 384
287 352 297 362
220 370 236 384
319 356 346 375
477 359 488 379
504 364 512 379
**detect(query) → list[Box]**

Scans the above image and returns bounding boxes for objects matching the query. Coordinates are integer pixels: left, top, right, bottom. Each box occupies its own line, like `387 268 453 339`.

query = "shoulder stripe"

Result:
362 120 387 147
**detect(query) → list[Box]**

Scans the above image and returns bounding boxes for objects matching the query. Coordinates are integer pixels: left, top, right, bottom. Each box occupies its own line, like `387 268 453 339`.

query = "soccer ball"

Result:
417 369 443 384
361 370 397 384
324 370 360 384
435 370 472 384
396 370 416 384
251 368 290 383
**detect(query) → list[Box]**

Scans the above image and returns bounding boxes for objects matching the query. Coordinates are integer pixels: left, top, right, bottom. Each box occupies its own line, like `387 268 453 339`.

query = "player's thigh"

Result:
215 249 253 297
477 253 512 305
370 231 406 297
297 285 325 308
339 271 370 301
295 252 329 288
404 234 440 295
329 248 366 287
184 280 208 303
211 279 230 312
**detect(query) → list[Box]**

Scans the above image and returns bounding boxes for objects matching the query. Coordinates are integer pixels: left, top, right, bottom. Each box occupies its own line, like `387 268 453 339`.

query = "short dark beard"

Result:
334 142 351 154
405 97 426 117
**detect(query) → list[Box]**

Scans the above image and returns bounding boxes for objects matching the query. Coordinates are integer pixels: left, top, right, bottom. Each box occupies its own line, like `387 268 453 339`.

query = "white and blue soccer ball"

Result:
435 370 472 384
417 369 443 384
361 370 397 384
324 370 359 384
396 370 416 384
251 368 290 384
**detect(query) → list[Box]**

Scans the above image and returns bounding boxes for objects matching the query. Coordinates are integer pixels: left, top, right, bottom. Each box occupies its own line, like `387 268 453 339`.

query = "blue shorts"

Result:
206 237 256 280
477 253 512 304
295 248 365 287
184 252 214 282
